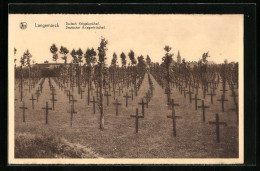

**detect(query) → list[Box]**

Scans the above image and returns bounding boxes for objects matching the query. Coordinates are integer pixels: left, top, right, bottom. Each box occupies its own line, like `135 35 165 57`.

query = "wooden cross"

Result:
209 114 227 143
50 93 57 110
35 90 40 102
217 94 228 112
230 91 238 105
130 108 144 133
68 104 77 127
130 89 134 100
123 92 131 107
138 98 148 117
117 87 123 96
191 94 201 110
203 88 207 99
198 100 210 122
181 87 187 98
144 93 150 108
104 91 111 106
29 94 36 109
167 99 179 110
147 90 151 102
113 99 122 116
167 102 182 137
19 101 27 122
186 91 193 103
67 91 73 104
69 96 77 113
207 90 216 104
90 96 98 114
80 88 85 99
42 102 52 124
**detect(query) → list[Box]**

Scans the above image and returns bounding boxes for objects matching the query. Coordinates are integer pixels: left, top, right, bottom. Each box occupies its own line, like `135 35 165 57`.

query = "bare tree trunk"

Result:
167 65 171 103
100 63 105 129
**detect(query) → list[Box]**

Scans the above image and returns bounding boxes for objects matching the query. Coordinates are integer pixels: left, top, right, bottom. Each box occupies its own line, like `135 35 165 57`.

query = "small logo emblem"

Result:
20 22 27 30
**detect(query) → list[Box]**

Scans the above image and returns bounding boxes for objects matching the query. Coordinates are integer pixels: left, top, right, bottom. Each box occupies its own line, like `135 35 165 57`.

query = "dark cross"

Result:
69 96 77 113
138 98 147 117
35 90 40 102
29 94 36 109
144 93 150 108
123 92 131 107
147 90 151 102
68 104 77 127
203 88 207 99
104 91 111 106
191 94 201 110
209 114 227 143
42 102 52 124
198 100 210 122
220 86 228 98
68 91 73 104
230 91 238 105
186 91 194 103
167 100 182 137
39 84 43 93
113 99 122 116
207 90 216 104
117 87 123 96
130 89 134 100
167 99 179 110
130 108 144 133
19 101 27 122
217 94 228 112
90 96 98 114
50 93 57 110
182 87 187 98
80 89 85 99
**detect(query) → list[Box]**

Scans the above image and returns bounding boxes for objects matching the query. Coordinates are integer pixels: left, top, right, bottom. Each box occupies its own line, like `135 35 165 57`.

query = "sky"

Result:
9 14 243 66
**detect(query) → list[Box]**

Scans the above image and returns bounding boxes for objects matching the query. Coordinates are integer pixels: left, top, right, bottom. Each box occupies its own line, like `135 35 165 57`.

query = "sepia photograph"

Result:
8 14 244 164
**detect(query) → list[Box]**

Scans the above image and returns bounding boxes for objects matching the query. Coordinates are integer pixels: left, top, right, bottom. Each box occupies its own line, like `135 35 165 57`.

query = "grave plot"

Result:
14 41 239 158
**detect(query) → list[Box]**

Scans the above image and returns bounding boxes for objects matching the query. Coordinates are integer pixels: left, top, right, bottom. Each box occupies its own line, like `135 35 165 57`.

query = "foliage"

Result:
120 52 127 67
50 44 58 62
59 46 69 64
128 50 137 66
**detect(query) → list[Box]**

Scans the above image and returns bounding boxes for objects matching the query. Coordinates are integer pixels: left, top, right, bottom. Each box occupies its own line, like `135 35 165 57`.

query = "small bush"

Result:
15 133 98 158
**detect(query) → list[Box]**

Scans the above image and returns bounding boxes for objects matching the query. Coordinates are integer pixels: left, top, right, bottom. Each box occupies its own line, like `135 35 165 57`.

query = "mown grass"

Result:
14 74 239 158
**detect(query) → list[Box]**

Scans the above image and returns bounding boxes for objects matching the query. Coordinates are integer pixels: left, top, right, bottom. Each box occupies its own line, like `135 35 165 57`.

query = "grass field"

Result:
14 73 239 158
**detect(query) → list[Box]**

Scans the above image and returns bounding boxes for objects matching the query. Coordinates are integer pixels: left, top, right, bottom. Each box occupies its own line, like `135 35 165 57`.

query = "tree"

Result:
146 55 151 67
59 46 69 84
162 45 173 103
137 55 145 68
60 46 69 64
84 48 97 82
50 44 58 63
77 48 83 65
85 48 97 66
202 52 210 64
128 50 137 66
120 52 127 67
97 37 108 130
71 49 77 63
111 52 118 67
44 60 49 63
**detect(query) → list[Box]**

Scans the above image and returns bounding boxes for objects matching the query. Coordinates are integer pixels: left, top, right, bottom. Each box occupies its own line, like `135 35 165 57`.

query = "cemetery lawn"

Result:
14 74 239 158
